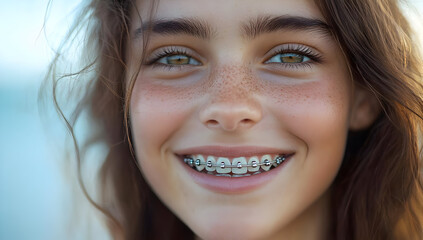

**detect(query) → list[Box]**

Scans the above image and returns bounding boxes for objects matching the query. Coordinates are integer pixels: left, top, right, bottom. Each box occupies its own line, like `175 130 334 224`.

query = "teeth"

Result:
216 157 231 174
231 157 247 174
260 155 272 171
247 156 260 172
205 156 216 172
184 153 289 176
232 173 251 178
215 173 231 177
273 157 279 167
195 154 205 171
274 155 285 167
184 157 195 167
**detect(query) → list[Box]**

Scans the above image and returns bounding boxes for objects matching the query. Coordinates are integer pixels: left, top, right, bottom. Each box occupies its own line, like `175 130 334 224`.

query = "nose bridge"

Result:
199 64 263 132
208 64 257 102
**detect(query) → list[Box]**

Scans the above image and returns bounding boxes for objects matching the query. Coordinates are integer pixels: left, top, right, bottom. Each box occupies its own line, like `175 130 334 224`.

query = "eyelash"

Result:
145 45 323 70
266 44 323 69
145 46 194 70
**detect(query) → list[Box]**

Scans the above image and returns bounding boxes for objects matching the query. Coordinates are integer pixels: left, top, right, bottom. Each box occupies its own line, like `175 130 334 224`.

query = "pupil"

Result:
281 54 303 63
167 55 189 65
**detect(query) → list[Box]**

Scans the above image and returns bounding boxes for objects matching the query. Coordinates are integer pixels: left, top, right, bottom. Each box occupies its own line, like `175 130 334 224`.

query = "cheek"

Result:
130 78 197 153
266 73 352 187
264 66 351 140
129 78 197 200
282 79 350 143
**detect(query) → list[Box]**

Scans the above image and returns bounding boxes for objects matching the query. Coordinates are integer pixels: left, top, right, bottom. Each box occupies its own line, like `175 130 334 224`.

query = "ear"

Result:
349 86 381 131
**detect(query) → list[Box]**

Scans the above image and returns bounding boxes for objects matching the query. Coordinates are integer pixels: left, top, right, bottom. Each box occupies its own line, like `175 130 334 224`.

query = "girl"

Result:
46 0 423 239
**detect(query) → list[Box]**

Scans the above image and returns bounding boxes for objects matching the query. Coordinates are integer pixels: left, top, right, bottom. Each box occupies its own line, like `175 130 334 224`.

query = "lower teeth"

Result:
201 168 271 177
232 173 251 178
215 173 232 177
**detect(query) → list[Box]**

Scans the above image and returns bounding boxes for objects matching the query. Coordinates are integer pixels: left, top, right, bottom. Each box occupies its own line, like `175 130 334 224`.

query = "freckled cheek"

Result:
267 78 351 148
129 78 195 208
129 79 198 156
265 78 352 199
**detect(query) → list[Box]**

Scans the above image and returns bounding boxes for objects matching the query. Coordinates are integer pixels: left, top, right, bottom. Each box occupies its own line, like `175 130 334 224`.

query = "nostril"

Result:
206 119 219 128
239 118 255 127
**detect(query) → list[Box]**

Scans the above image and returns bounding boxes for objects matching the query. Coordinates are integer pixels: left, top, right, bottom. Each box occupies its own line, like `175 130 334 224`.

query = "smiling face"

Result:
126 0 369 239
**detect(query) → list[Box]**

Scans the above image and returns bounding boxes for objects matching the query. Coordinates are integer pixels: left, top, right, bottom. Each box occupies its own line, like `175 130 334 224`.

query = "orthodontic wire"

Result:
183 155 286 168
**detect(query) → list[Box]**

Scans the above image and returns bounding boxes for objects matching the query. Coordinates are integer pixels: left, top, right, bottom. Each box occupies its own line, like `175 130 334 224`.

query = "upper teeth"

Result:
183 154 287 175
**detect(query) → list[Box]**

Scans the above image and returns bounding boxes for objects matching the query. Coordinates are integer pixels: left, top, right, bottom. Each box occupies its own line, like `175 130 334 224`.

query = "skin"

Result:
127 0 378 239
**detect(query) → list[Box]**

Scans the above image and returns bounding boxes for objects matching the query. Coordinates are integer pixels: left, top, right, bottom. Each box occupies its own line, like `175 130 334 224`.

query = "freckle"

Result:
137 80 197 109
204 64 262 103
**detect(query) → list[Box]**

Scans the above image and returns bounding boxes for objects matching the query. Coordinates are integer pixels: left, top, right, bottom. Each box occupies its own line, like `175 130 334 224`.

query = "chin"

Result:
182 209 284 240
193 222 270 240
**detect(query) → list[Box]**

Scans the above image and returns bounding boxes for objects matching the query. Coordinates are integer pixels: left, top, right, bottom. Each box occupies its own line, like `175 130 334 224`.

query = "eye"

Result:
157 54 201 66
145 46 203 70
265 53 311 64
263 44 323 69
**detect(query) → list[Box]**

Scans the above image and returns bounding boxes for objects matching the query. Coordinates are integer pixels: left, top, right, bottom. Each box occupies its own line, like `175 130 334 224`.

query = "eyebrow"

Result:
242 15 332 39
134 17 214 39
133 15 332 40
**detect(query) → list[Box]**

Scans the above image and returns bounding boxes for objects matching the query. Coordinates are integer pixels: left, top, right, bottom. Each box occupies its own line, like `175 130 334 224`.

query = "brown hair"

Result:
315 0 423 239
44 0 423 239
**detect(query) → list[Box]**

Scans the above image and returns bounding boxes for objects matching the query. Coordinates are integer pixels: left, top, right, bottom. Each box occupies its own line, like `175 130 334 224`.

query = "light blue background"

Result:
0 1 109 239
0 1 422 239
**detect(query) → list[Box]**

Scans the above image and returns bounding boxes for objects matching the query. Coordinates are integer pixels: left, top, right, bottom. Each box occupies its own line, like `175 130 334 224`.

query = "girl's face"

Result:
128 0 371 239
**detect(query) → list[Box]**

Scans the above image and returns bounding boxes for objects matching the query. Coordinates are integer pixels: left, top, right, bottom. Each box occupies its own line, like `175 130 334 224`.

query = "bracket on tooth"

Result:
275 156 284 164
183 155 286 168
264 159 271 166
220 162 226 169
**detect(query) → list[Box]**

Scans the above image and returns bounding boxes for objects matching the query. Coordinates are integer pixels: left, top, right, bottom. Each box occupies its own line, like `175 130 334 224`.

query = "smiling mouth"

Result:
181 153 292 177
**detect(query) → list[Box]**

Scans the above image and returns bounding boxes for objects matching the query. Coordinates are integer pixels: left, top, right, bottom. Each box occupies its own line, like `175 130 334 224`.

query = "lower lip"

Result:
178 155 291 194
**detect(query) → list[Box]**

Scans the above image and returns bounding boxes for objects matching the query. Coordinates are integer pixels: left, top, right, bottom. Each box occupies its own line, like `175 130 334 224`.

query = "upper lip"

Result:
174 145 294 158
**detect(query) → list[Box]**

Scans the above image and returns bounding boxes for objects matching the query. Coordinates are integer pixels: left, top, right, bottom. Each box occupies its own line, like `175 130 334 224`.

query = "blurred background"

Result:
0 1 422 239
0 0 110 239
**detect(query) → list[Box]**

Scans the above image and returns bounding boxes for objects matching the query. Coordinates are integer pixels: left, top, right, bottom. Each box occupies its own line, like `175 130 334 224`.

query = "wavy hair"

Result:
43 0 423 239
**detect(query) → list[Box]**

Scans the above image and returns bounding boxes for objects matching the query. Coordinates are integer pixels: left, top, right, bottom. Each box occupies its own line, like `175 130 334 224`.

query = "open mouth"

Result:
180 153 293 177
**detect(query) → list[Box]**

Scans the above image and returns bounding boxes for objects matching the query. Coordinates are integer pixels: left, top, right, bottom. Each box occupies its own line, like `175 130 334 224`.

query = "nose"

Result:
200 102 262 131
199 67 263 132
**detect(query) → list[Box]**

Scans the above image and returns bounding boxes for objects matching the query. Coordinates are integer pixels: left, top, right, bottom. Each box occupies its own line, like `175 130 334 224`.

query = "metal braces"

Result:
184 155 286 169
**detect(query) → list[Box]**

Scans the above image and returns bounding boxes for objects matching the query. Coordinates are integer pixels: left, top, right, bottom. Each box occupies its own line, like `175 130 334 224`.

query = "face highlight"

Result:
128 0 358 239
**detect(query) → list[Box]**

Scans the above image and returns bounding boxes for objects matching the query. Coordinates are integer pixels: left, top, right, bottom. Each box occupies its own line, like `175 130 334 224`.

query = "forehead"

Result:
135 0 324 25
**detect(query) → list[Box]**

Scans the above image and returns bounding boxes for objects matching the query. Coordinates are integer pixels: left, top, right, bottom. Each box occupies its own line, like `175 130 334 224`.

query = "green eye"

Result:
157 54 201 65
266 53 310 64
